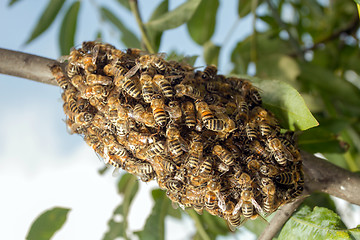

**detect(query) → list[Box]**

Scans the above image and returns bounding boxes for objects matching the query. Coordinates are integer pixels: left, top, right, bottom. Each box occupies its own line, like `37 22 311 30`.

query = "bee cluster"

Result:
50 41 304 230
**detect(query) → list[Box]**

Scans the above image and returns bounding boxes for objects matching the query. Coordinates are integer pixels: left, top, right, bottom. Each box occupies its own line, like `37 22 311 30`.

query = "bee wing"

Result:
227 219 237 232
233 199 243 215
251 198 264 215
124 64 139 79
216 192 226 212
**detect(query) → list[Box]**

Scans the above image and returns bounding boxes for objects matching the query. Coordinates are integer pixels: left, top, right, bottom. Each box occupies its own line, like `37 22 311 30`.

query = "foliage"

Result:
10 0 360 239
26 207 70 240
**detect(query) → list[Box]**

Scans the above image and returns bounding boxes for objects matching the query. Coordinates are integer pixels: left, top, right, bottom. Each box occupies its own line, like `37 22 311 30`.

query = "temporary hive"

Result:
50 41 304 230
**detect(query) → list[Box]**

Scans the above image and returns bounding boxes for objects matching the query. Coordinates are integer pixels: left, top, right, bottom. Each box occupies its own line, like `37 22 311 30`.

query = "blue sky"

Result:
0 0 258 239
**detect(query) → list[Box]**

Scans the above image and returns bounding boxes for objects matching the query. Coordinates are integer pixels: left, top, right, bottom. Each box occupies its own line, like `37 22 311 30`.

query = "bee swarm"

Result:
51 41 304 230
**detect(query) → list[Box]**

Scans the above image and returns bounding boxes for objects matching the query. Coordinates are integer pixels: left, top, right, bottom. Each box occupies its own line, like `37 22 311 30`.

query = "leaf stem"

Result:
187 210 211 240
129 0 155 53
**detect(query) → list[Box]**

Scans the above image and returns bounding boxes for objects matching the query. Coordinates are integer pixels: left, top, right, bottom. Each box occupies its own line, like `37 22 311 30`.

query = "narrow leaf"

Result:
59 1 80 55
25 0 66 44
103 174 139 240
238 0 252 18
8 0 21 6
147 0 169 52
245 76 319 131
100 7 140 49
299 63 360 106
187 0 219 45
203 41 220 66
146 0 202 32
134 189 171 240
116 0 130 11
26 207 70 240
166 51 198 66
278 206 360 240
298 127 348 154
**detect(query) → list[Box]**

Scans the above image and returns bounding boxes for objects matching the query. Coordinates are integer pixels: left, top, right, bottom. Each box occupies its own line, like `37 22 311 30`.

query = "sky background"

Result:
0 0 359 239
0 0 256 239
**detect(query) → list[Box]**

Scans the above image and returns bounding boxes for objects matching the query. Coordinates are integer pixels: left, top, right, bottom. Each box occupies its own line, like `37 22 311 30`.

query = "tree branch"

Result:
0 48 59 86
258 194 307 240
1 49 360 239
302 151 360 205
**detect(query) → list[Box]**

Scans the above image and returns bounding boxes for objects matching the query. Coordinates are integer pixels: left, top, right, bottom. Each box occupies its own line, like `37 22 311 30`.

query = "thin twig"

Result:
187 210 211 240
258 194 307 240
265 0 304 60
0 48 59 86
250 0 258 66
129 0 155 54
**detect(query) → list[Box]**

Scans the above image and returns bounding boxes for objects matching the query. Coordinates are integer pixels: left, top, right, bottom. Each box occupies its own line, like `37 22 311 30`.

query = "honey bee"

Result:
212 145 234 166
251 106 280 131
196 156 213 176
85 74 112 86
284 186 304 201
129 104 156 127
102 131 128 157
50 64 70 89
195 100 215 123
81 85 108 101
233 185 263 218
153 74 173 98
233 172 251 188
207 178 227 212
267 137 294 165
234 95 249 126
87 41 115 63
260 178 276 214
165 179 183 191
245 122 258 141
249 140 270 159
78 53 97 73
164 101 182 123
224 138 242 160
70 75 86 92
227 210 242 231
103 63 127 77
181 101 196 128
204 191 217 210
67 98 80 116
206 81 231 95
275 172 299 185
204 119 225 132
127 130 156 151
241 80 262 106
150 94 167 127
215 112 237 137
70 112 94 133
139 73 155 103
201 65 217 80
259 164 278 177
125 53 167 78
246 156 261 172
166 124 187 157
92 113 113 132
66 64 80 79
186 140 204 170
174 84 203 100
114 75 142 99
146 141 166 157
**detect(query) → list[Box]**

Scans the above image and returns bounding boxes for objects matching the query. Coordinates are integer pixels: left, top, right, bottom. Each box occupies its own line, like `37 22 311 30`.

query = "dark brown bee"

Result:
181 101 196 128
150 94 167 127
50 64 70 89
202 65 217 80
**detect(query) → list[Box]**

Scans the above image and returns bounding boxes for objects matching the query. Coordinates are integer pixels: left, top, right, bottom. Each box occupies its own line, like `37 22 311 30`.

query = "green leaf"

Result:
243 216 268 237
146 0 202 32
59 1 80 56
256 54 300 84
147 0 169 52
278 206 360 240
100 7 140 49
298 127 348 154
166 51 198 66
238 0 252 18
25 0 66 44
187 0 219 45
244 76 319 131
26 207 70 240
102 173 139 240
116 0 130 11
203 41 221 66
8 0 21 6
187 209 229 239
354 0 360 5
134 189 171 240
299 63 360 106
301 193 337 213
